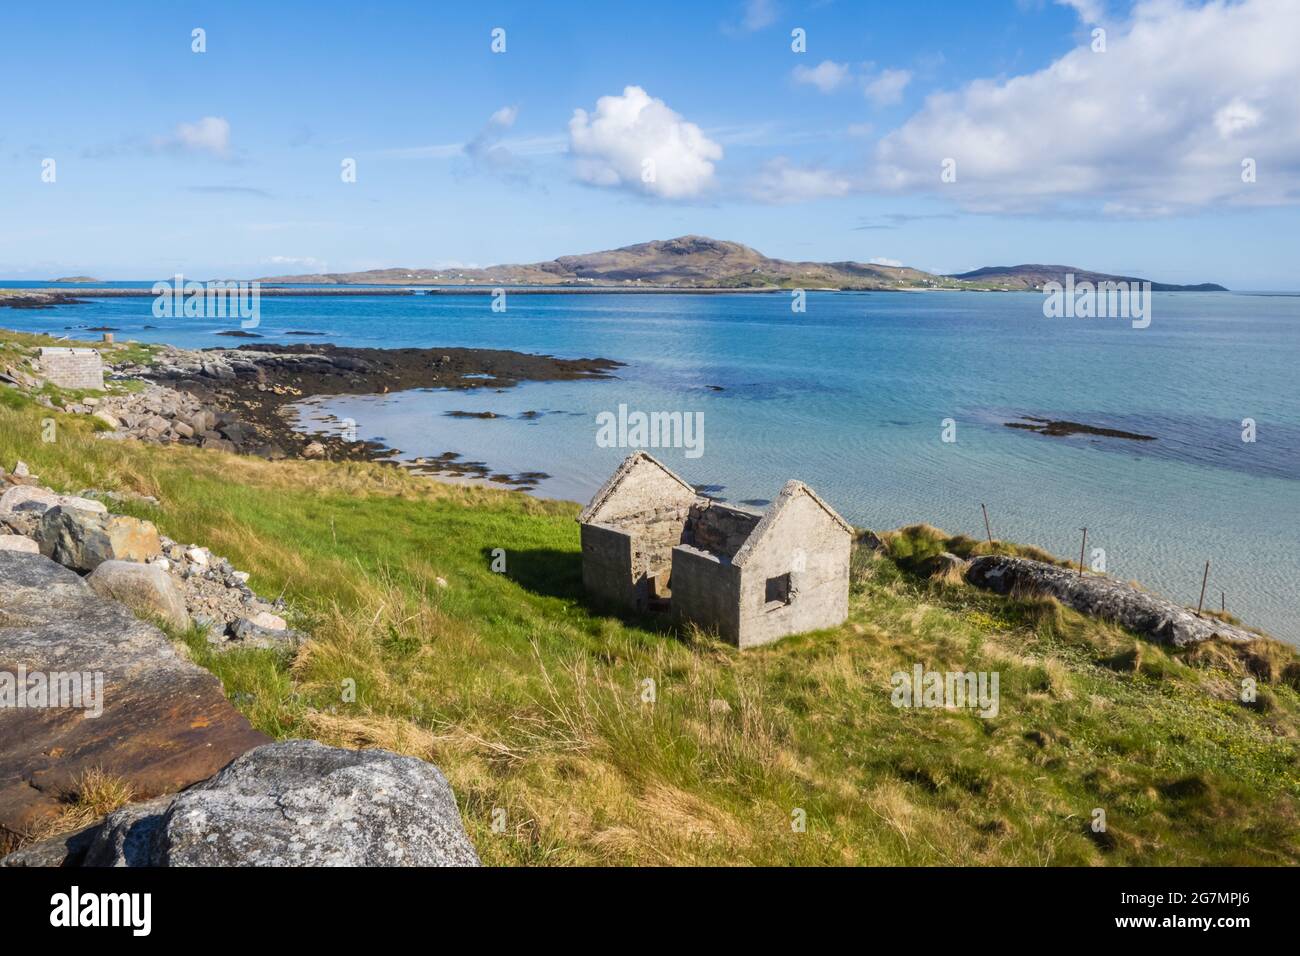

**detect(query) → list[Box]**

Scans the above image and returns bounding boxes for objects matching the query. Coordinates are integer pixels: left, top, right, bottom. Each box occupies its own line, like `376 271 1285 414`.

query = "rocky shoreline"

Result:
97 342 621 487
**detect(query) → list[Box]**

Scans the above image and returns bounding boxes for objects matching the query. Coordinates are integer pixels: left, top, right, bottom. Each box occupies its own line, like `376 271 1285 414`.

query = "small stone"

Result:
250 610 286 631
186 547 209 567
303 441 326 459
12 462 30 479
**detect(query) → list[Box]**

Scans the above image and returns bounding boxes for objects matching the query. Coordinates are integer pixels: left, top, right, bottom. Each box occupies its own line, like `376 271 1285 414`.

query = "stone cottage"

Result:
578 452 852 648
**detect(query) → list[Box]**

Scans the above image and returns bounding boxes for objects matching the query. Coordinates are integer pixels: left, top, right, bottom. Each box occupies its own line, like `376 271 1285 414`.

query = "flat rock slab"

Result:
0 551 269 837
966 555 1259 646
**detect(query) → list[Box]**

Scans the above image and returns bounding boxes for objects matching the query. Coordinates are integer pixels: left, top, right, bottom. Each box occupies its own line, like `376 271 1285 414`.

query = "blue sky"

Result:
1 0 1296 287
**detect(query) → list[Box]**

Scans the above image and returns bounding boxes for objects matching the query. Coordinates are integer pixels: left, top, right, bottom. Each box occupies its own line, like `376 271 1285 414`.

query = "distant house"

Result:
578 452 852 648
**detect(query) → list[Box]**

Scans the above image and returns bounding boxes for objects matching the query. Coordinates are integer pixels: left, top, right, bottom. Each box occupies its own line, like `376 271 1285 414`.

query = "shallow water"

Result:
10 289 1298 641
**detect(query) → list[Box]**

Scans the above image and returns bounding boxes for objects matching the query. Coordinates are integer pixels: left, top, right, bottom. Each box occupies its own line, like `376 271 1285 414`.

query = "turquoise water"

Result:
10 290 1299 641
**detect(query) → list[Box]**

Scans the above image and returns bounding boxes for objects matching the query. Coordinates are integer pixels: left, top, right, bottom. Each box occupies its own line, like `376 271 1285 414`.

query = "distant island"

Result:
51 276 102 283
948 264 1227 293
254 235 1229 292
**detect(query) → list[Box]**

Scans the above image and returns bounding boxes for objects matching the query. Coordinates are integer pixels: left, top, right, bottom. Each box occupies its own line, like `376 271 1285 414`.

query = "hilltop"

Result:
254 236 1227 292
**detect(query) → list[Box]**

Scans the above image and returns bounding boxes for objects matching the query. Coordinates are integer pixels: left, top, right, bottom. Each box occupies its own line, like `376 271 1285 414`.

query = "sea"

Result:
5 285 1297 642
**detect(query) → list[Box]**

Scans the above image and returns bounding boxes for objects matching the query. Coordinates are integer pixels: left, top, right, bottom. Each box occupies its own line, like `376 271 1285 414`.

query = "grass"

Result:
2 330 1298 865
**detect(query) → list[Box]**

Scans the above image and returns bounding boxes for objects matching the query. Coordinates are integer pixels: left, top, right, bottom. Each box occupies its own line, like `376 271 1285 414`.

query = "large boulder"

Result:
79 741 480 867
87 560 190 630
966 555 1259 646
0 552 269 836
36 506 162 571
0 485 106 517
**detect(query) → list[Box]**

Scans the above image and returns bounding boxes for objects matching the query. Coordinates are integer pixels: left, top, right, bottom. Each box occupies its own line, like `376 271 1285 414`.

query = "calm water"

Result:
9 289 1299 642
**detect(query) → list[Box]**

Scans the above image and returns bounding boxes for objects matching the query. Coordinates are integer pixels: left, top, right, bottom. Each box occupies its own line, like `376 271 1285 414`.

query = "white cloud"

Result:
863 68 913 106
466 105 527 175
741 0 777 31
793 60 851 93
1056 0 1105 24
750 159 854 204
1214 97 1261 138
262 255 326 272
872 0 1300 214
156 116 231 159
569 86 723 199
869 257 904 267
488 106 518 128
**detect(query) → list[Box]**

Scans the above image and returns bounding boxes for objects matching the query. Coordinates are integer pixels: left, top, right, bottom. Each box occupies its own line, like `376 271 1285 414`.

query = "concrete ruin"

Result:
38 348 104 391
578 452 852 648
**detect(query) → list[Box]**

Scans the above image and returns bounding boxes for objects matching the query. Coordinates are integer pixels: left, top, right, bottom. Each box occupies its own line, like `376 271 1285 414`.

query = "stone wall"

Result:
670 544 742 642
732 493 851 648
579 523 636 608
39 348 104 391
686 501 761 558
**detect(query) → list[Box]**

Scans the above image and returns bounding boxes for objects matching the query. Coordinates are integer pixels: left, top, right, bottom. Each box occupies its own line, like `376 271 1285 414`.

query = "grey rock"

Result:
0 485 107 516
227 618 301 649
85 741 480 867
36 506 162 572
80 798 172 867
966 555 1259 646
87 560 190 630
0 534 39 554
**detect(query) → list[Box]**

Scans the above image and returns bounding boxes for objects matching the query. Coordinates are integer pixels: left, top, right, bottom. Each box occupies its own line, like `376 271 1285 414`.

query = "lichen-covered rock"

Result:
37 506 162 571
81 741 480 867
966 555 1259 646
87 560 190 630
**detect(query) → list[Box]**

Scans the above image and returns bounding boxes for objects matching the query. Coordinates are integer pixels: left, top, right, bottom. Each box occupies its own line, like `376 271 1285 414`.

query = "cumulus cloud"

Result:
872 0 1300 214
749 159 854 204
569 86 723 199
868 256 904 267
863 68 912 106
156 117 231 159
793 60 851 93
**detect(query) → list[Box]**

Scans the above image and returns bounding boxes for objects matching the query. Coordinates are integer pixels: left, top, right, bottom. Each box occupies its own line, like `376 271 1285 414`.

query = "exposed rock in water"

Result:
55 741 480 867
1004 416 1156 441
0 552 269 836
966 555 1259 646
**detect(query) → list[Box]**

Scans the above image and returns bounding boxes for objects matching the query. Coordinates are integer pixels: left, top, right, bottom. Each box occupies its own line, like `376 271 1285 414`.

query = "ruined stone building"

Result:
39 348 104 391
578 452 852 648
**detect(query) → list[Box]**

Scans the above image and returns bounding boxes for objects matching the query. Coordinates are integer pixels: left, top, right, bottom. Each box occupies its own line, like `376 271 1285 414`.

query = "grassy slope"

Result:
2 334 1297 865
